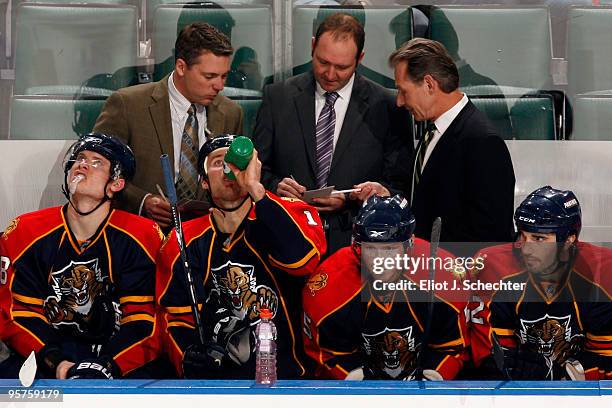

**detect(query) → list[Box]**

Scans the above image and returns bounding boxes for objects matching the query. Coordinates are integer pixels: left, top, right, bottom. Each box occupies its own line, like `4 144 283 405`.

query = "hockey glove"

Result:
503 347 551 380
66 357 119 379
36 344 70 379
182 342 237 379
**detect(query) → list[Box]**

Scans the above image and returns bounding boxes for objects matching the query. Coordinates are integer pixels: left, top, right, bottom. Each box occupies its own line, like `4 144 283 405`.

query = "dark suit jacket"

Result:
410 100 515 249
93 77 243 215
253 71 413 255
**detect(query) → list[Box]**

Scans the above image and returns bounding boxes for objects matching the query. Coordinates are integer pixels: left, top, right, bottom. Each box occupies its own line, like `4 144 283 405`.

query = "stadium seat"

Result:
152 4 273 91
9 95 106 140
567 6 612 95
429 6 552 90
231 98 261 139
292 5 413 89
13 3 138 96
571 93 612 141
471 94 556 140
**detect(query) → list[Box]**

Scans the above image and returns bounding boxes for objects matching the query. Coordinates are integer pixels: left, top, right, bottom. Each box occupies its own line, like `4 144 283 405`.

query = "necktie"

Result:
315 91 339 188
413 122 437 186
176 104 199 200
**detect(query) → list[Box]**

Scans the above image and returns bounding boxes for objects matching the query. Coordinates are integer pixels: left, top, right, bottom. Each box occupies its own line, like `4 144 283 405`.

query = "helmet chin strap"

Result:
62 177 112 217
202 173 251 214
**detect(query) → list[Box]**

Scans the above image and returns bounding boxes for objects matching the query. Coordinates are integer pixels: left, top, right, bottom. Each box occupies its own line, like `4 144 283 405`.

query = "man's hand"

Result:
143 194 172 228
313 193 346 213
228 149 265 202
350 182 390 202
277 177 306 199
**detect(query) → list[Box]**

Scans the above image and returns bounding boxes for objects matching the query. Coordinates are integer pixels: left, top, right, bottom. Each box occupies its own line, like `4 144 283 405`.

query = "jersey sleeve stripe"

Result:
167 321 195 329
120 296 155 304
269 247 318 269
13 294 44 306
121 314 155 324
12 311 49 322
492 327 515 336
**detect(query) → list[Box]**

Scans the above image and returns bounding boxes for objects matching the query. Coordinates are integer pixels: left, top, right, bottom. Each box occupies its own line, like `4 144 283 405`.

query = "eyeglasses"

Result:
73 154 108 169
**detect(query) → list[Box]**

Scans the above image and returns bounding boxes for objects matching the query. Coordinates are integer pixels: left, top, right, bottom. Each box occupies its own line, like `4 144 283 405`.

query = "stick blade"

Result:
19 350 37 387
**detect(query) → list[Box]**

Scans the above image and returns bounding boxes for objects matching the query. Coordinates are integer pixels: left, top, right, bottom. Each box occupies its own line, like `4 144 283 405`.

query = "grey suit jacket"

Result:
93 77 243 214
253 71 413 255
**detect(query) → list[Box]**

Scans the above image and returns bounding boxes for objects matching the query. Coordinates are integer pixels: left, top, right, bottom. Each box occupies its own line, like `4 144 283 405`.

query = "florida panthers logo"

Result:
519 314 583 369
306 272 328 296
44 259 115 333
362 326 419 379
210 261 278 321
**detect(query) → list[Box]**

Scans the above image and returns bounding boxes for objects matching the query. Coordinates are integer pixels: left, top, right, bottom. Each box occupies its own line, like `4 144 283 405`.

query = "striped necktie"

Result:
176 104 199 200
315 91 339 188
414 122 437 186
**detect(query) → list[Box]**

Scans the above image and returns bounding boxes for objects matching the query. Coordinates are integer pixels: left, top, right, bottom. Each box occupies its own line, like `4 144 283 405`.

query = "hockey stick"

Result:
160 154 206 346
416 217 442 378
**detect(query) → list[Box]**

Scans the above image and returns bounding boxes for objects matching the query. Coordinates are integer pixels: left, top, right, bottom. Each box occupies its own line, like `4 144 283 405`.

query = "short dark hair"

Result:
389 38 459 93
175 22 233 66
313 13 365 61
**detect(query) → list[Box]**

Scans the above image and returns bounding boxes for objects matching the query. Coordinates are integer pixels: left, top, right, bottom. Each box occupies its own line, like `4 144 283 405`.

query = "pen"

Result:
331 188 362 195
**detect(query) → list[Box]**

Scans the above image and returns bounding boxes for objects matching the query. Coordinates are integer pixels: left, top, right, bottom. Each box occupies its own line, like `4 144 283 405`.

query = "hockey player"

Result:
0 133 163 379
157 135 326 379
302 195 468 380
469 186 612 380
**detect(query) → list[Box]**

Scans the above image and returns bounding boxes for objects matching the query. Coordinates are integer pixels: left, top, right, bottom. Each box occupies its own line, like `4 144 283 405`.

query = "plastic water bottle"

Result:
223 136 254 180
255 308 277 385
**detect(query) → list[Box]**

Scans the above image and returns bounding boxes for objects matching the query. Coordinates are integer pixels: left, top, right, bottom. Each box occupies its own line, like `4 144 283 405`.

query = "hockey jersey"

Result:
468 242 612 379
157 193 326 378
302 239 468 380
0 206 163 376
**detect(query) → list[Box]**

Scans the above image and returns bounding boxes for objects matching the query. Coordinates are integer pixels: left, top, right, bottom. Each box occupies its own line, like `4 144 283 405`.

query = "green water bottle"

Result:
223 136 254 180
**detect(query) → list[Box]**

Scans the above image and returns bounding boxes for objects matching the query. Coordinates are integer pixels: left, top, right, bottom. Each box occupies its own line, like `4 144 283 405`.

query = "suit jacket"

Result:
93 77 243 215
410 100 515 248
253 71 413 255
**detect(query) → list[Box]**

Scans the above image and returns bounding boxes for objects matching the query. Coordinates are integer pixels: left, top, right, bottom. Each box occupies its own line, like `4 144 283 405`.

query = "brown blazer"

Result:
93 76 243 214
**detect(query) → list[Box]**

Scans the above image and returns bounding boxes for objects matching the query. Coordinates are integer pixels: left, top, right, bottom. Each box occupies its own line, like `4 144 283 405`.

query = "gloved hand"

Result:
182 342 236 379
503 347 551 380
66 357 119 379
206 307 251 365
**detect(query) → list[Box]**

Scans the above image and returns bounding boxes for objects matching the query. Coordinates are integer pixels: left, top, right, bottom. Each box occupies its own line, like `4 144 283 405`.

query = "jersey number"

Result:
0 256 9 285
465 299 485 325
303 210 318 226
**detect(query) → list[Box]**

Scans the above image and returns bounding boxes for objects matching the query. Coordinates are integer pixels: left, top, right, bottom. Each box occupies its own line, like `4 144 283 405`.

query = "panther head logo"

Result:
362 326 418 379
211 261 256 311
519 314 580 364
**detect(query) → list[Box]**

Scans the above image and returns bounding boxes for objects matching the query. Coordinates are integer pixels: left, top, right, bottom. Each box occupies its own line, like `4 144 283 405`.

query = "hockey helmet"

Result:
64 133 135 181
353 195 416 244
514 186 581 242
197 134 236 176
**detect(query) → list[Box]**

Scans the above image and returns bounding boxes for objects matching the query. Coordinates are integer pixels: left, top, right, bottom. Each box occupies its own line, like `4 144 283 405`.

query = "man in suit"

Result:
389 38 515 246
94 23 243 228
253 13 412 256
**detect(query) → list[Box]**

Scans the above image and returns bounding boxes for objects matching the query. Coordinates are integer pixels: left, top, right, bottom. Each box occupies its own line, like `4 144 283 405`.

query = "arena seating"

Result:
13 3 138 96
9 95 106 139
567 6 612 96
572 93 612 141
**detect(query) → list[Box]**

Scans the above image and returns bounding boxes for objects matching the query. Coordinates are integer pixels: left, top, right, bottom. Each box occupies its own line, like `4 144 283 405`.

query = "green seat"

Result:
232 98 261 139
472 95 556 140
430 6 552 90
10 96 106 140
14 4 138 95
152 4 272 91
567 7 612 95
572 94 612 141
292 6 413 89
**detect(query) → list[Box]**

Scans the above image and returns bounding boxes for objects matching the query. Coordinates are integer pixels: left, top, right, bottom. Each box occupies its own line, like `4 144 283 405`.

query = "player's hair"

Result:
389 38 459 93
175 22 233 66
313 13 365 61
